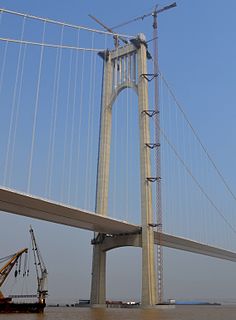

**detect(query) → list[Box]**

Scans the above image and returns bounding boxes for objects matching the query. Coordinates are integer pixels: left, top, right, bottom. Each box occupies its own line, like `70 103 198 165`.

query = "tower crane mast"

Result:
152 5 163 304
149 2 176 304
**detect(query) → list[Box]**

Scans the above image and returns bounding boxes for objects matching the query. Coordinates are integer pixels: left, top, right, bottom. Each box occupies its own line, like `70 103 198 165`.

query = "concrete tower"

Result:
90 34 157 307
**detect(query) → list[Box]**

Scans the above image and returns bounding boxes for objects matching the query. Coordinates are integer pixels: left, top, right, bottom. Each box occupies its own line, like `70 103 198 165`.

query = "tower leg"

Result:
90 245 106 306
90 53 112 306
137 35 157 306
141 225 157 306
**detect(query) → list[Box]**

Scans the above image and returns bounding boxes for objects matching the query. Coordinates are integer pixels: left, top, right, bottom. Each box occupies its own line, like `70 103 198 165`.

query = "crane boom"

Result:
29 226 48 303
88 14 128 48
111 2 176 30
0 248 28 288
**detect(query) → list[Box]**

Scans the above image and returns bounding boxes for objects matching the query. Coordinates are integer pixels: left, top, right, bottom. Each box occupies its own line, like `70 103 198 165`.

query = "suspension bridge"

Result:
1 6 236 307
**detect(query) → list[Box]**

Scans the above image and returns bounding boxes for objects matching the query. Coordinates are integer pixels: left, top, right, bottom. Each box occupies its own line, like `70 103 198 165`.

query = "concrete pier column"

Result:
90 244 106 305
137 34 157 306
90 52 113 306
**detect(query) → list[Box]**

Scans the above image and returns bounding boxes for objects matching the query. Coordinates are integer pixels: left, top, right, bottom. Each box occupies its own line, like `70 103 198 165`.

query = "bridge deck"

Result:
0 187 139 234
1 187 236 262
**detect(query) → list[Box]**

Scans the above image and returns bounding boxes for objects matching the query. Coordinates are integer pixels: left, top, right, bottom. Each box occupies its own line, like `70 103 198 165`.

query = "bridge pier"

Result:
90 243 106 306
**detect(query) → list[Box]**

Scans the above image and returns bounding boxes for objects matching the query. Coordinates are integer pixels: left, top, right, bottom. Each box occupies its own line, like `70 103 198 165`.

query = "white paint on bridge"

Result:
0 186 236 263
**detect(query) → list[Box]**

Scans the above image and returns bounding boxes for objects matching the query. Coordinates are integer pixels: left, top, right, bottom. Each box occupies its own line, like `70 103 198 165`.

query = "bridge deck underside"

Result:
0 187 236 262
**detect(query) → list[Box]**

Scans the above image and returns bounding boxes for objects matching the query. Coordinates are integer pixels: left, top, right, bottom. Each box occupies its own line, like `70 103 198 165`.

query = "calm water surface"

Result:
1 306 236 320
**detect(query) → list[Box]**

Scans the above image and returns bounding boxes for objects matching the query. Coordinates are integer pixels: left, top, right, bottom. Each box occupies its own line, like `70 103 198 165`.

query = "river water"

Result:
1 306 236 320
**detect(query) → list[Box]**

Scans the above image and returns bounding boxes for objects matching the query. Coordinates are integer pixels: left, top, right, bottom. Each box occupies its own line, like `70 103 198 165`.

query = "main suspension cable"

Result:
159 71 236 204
0 37 104 52
160 122 236 236
0 8 134 38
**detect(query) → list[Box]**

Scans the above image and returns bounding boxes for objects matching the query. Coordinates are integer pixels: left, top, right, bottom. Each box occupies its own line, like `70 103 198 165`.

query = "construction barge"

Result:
0 227 48 313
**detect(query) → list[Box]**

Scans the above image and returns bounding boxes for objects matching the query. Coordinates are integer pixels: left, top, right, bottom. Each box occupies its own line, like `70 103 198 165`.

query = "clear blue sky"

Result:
0 0 236 303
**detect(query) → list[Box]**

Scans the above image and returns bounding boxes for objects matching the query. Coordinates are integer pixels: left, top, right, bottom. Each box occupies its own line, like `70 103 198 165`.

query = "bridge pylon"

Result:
90 34 157 307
